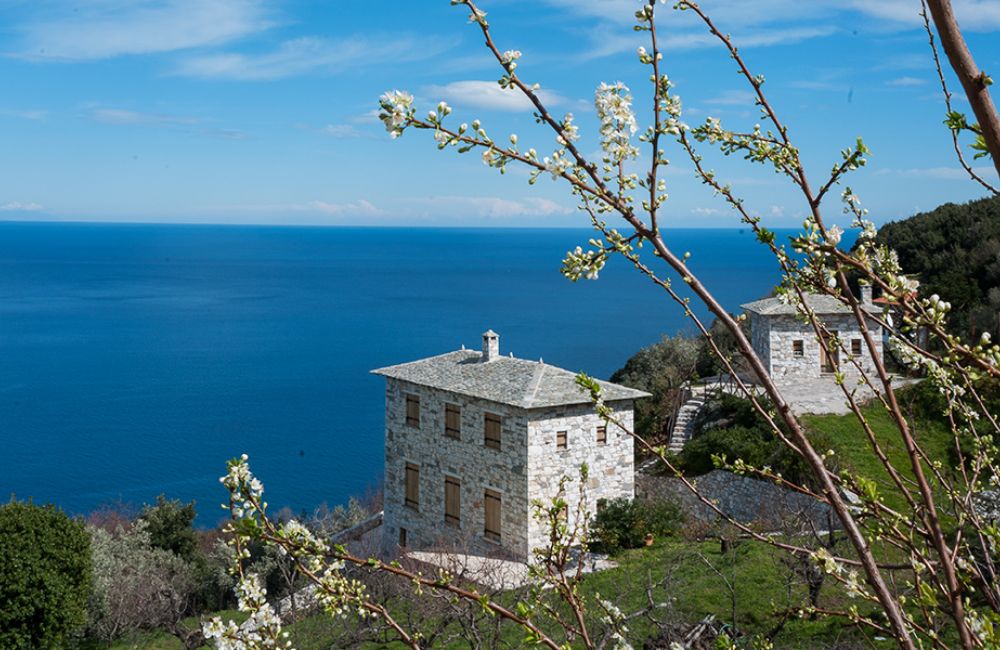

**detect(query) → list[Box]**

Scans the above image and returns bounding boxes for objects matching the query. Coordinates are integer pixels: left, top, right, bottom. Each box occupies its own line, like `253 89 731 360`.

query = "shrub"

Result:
140 495 199 562
0 500 92 649
87 520 197 643
592 498 683 553
678 393 825 488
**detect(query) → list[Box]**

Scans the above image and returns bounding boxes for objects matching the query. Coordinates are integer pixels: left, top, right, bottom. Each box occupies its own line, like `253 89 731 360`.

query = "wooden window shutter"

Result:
445 403 461 439
851 339 862 356
556 430 567 449
596 425 607 445
484 489 501 542
405 463 419 509
405 394 420 427
444 476 460 526
484 413 502 450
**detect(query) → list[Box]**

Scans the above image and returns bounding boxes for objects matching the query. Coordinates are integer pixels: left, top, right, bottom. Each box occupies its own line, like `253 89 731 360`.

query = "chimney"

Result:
482 329 499 362
860 283 872 305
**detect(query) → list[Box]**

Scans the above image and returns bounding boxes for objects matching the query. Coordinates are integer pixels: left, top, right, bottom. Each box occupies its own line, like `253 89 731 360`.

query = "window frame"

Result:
404 462 420 510
851 338 863 356
556 430 568 450
484 489 502 543
444 475 461 527
445 403 461 439
596 425 607 445
405 394 420 428
484 412 502 450
792 339 804 357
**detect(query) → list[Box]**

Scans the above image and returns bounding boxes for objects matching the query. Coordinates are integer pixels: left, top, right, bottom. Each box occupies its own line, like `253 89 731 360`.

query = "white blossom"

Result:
595 82 639 163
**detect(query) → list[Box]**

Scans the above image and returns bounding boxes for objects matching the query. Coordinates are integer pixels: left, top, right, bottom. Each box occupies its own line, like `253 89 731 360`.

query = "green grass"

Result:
274 538 875 650
801 383 954 512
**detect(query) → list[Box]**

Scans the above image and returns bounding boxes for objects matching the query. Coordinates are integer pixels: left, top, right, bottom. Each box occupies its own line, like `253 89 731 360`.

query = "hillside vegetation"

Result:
874 193 1000 336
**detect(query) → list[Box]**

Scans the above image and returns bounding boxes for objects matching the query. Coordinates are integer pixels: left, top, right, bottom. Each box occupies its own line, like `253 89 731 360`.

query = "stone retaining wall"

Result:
637 469 834 531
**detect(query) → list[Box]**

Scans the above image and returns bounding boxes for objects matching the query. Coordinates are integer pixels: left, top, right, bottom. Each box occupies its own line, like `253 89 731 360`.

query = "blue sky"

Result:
0 0 998 228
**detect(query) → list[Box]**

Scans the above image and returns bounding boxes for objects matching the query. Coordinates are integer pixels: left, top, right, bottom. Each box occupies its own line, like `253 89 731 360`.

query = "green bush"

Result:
0 500 92 649
677 393 828 488
592 498 683 553
139 495 199 562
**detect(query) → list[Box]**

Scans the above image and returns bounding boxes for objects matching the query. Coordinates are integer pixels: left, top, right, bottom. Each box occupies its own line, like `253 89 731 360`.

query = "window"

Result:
792 340 804 357
399 527 407 547
405 463 419 510
445 403 461 439
484 489 502 542
556 430 568 450
596 425 607 445
405 394 420 428
851 339 863 356
444 476 461 526
484 413 502 450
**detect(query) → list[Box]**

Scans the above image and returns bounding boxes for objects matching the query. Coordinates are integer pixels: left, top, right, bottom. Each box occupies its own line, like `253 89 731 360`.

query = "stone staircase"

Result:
665 376 762 454
667 386 708 453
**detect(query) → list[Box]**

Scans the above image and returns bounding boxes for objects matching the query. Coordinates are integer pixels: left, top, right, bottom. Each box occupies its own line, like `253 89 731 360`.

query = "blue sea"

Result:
0 222 790 526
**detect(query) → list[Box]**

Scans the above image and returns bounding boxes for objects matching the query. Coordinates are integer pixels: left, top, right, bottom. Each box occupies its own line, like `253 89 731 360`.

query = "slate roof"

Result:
371 349 650 409
741 293 868 316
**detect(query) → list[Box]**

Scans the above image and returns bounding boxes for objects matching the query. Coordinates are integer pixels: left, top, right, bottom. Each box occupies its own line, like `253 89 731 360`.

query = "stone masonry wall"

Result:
749 312 772 376
382 378 530 559
636 469 834 530
768 314 883 382
526 401 635 555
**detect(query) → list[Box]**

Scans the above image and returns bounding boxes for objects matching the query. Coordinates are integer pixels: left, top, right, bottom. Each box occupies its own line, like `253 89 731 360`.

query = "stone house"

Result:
741 287 883 383
371 330 649 561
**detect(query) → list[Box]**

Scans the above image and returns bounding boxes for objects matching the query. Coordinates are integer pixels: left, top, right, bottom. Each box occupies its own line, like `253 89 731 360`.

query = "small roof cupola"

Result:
482 329 500 362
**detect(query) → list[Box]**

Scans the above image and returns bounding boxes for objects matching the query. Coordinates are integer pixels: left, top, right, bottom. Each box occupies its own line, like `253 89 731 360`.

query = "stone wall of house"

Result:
525 401 635 555
381 378 530 559
767 313 883 382
749 312 772 376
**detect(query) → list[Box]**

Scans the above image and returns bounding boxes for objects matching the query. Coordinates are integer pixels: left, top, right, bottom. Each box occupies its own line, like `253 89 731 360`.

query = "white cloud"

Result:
886 76 927 87
0 109 48 121
216 199 382 217
321 124 362 138
424 80 567 112
17 0 273 61
90 108 200 126
410 196 572 219
692 206 724 216
706 90 757 106
878 166 996 180
89 107 250 139
662 25 835 51
848 0 1000 30
308 200 380 216
550 0 1000 31
174 34 455 81
0 201 43 212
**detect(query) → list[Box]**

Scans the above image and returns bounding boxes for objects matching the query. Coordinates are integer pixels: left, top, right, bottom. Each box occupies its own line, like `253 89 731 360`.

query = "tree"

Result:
140 494 199 563
87 520 199 645
0 500 91 649
208 1 1000 648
